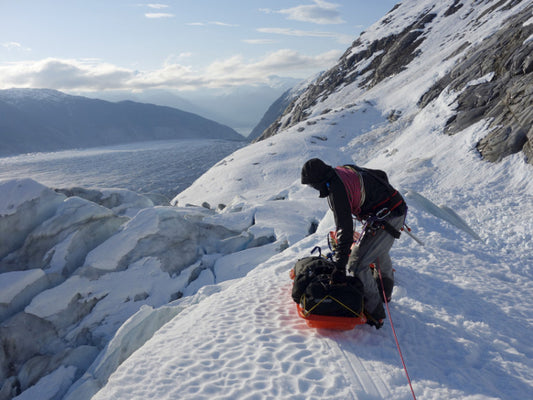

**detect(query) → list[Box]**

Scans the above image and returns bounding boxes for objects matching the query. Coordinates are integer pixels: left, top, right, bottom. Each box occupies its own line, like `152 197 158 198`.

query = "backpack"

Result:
291 257 364 318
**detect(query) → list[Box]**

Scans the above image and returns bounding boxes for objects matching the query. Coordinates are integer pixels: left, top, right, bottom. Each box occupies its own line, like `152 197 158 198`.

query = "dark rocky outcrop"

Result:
257 1 532 164
418 4 533 163
256 8 437 141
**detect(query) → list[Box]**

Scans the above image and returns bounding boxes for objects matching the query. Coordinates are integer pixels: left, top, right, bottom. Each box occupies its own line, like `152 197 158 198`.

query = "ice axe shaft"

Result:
403 225 424 246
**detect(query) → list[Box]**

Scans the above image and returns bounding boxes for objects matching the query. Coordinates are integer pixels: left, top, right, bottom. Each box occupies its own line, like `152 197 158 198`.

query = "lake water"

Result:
0 139 245 200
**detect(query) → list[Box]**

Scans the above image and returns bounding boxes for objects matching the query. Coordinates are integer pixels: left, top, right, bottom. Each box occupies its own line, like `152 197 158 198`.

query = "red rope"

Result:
377 263 417 400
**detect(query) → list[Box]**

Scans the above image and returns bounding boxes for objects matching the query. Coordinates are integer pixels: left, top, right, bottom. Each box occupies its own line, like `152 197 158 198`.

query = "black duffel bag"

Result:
291 256 364 317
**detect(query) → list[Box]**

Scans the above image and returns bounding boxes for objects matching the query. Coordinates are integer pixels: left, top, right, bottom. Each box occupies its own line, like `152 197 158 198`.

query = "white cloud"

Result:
187 21 238 27
0 58 133 91
257 27 353 44
1 42 31 52
210 21 238 27
193 49 340 88
145 13 174 18
243 39 277 45
0 50 341 92
261 1 345 25
147 3 169 9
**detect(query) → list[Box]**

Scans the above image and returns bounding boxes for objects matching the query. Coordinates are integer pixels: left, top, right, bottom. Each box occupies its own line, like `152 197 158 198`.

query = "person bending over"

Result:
301 158 407 329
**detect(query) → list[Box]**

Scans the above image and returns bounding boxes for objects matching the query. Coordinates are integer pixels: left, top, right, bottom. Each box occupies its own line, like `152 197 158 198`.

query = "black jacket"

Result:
301 158 405 270
330 165 406 269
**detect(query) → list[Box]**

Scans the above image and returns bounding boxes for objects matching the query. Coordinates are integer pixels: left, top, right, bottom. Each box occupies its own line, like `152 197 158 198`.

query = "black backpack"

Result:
291 257 364 317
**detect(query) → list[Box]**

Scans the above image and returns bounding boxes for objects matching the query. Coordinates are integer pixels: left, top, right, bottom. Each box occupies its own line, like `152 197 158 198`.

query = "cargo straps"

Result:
300 294 365 319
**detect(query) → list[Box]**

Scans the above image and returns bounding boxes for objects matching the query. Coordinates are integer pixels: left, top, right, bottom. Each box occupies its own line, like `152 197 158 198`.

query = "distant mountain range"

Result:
0 89 244 157
76 80 300 137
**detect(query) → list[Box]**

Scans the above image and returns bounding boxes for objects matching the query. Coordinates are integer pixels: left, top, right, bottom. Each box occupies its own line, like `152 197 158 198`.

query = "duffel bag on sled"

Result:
290 256 367 330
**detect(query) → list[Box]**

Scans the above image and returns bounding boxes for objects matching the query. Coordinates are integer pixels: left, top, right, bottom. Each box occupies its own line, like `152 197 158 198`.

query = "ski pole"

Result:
402 223 424 246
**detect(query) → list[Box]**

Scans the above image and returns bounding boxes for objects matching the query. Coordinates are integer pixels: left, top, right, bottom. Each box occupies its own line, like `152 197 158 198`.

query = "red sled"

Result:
290 259 366 331
296 303 367 330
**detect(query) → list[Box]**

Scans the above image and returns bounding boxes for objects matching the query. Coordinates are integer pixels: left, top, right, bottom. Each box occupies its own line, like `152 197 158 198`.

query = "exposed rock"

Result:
419 5 533 163
256 8 437 140
251 76 320 142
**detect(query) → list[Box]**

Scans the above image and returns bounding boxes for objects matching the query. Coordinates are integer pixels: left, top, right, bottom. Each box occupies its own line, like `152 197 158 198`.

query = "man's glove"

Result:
330 268 347 284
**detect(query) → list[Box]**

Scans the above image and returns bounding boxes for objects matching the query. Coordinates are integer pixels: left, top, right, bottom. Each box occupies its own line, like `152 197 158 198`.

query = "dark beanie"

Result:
301 158 334 184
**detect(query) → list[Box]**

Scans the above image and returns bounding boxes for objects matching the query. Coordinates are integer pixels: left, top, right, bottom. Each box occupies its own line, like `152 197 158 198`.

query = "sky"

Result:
0 1 399 95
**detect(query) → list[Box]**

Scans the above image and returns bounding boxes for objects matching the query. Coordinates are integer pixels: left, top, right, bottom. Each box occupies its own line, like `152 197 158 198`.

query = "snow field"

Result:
95 79 531 399
1 1 532 399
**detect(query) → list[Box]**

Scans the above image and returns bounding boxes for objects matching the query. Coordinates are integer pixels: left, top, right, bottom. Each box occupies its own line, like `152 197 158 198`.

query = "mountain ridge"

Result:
0 89 244 157
255 0 532 165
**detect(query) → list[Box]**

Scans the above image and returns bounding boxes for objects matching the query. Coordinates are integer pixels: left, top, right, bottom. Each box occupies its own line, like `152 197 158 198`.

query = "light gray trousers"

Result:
347 213 404 314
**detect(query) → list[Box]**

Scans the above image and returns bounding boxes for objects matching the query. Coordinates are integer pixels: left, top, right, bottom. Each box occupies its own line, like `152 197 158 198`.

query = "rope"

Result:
376 261 417 400
301 294 365 319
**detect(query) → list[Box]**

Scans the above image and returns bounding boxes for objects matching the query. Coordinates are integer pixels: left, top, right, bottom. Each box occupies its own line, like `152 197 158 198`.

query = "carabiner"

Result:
375 208 391 219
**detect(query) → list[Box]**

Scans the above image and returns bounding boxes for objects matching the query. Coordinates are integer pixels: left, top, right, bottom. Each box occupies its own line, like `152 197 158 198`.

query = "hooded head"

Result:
301 158 335 198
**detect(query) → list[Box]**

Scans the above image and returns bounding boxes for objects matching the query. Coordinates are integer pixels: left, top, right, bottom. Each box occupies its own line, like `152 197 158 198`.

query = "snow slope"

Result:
2 1 532 399
89 2 532 399
91 116 532 399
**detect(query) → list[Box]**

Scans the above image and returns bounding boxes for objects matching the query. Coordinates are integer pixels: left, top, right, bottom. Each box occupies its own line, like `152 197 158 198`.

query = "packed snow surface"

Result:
92 1 532 399
1 1 532 399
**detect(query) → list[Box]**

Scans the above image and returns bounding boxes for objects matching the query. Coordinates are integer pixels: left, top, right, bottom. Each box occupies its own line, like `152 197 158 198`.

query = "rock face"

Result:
256 6 437 141
256 1 532 164
419 5 533 163
0 89 244 157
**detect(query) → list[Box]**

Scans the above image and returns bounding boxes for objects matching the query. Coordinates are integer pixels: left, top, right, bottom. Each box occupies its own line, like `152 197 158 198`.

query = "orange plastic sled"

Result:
296 303 367 330
290 268 367 331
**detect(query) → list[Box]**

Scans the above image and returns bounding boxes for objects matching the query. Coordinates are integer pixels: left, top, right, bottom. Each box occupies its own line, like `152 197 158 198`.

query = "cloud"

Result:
147 3 169 9
0 58 133 91
1 41 31 52
261 1 345 25
243 39 277 45
145 13 174 18
257 27 353 44
210 21 238 27
0 50 341 92
187 21 238 27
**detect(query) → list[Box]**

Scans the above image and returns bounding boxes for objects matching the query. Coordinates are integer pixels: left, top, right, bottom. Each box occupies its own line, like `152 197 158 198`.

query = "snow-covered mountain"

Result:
1 1 532 399
0 89 244 157
255 0 533 164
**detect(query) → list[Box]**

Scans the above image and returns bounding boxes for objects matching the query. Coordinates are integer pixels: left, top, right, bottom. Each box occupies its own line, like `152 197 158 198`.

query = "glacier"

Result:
1 0 532 399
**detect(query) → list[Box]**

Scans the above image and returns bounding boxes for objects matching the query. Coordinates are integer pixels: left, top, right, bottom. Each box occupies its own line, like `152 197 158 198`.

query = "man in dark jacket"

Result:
301 158 406 328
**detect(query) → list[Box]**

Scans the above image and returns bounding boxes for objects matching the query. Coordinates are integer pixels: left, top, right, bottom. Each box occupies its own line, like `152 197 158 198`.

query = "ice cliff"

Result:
0 178 288 399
